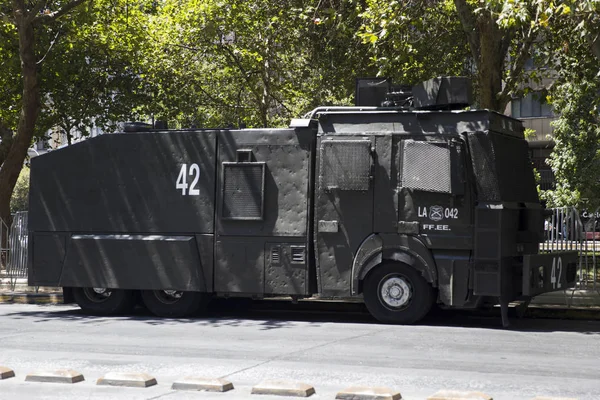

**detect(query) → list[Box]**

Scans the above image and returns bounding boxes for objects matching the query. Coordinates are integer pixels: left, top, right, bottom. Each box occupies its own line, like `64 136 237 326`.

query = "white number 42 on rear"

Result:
176 163 200 196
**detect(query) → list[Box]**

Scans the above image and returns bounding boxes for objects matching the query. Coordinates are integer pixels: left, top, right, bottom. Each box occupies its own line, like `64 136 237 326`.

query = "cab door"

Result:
397 137 473 306
314 136 375 297
398 137 472 246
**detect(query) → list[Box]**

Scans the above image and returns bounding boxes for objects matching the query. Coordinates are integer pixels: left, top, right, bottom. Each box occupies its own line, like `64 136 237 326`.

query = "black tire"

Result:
73 287 136 316
141 290 208 318
363 262 435 324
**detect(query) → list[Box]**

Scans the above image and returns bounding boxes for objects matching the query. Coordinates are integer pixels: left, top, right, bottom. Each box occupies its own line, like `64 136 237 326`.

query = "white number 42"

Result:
176 163 200 196
551 256 563 290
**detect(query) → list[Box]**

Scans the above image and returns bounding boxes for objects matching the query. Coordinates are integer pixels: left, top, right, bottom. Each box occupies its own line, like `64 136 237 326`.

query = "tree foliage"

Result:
0 0 91 228
39 0 153 144
358 0 550 111
142 0 375 128
1 0 599 214
359 1 472 88
10 166 29 213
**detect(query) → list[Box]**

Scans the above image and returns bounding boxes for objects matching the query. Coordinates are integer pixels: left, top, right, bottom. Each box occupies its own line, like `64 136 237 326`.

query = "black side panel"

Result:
215 238 264 294
29 131 217 233
265 242 307 295
467 131 538 203
214 128 314 297
216 129 313 237
215 237 308 295
28 233 67 286
195 234 214 292
59 235 206 291
472 204 519 298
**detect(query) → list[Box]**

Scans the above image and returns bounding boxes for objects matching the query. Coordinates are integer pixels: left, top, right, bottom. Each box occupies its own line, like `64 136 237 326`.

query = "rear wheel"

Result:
141 290 208 318
73 287 136 316
363 262 434 324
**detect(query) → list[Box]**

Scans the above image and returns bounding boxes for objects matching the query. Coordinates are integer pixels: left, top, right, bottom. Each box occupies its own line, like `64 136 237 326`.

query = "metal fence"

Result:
6 212 28 280
543 207 599 291
0 217 9 271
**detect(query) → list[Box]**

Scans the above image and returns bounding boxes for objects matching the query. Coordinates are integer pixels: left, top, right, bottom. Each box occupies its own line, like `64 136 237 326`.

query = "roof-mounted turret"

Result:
355 76 473 110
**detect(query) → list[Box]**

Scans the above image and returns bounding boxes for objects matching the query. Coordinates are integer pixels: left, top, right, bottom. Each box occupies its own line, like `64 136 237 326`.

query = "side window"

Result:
400 139 465 194
221 162 265 220
320 140 372 191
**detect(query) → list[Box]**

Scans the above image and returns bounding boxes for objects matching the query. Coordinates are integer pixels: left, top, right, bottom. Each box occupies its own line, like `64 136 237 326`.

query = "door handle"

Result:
318 220 339 233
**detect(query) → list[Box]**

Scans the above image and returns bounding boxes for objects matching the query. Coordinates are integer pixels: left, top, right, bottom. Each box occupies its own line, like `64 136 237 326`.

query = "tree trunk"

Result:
477 13 506 112
454 0 509 113
0 6 40 226
0 123 14 167
589 34 600 63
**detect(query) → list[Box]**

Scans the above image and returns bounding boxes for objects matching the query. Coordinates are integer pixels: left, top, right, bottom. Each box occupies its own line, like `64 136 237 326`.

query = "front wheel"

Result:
140 290 209 318
73 287 136 316
363 262 435 324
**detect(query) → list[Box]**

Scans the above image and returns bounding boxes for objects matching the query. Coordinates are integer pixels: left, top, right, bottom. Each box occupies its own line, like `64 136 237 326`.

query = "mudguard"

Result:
351 233 438 295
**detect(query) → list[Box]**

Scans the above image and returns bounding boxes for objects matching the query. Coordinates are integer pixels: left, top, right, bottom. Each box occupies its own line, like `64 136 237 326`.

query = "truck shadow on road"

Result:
3 300 600 334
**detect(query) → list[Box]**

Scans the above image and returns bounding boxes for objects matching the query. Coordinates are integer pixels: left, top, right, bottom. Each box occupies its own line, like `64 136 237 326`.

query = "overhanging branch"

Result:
25 2 46 25
34 0 88 24
0 11 14 25
588 32 600 62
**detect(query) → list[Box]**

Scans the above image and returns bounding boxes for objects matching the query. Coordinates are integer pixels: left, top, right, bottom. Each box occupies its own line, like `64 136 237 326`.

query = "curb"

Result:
251 380 316 397
0 292 63 305
97 372 157 388
172 376 234 392
25 369 84 384
525 305 600 320
0 367 583 400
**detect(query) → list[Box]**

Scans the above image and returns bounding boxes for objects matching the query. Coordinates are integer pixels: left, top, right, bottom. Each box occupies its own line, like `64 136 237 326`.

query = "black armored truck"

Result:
27 77 578 325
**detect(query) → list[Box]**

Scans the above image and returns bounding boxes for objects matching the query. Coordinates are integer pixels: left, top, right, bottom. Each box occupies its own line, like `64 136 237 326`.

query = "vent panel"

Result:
271 246 280 264
222 162 265 220
291 246 305 264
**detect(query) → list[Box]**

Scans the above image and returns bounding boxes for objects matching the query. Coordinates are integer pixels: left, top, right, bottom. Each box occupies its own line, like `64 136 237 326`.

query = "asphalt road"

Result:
0 302 599 400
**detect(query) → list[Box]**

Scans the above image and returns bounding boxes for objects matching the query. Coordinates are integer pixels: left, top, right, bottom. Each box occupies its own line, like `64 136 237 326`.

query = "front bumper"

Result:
522 251 579 296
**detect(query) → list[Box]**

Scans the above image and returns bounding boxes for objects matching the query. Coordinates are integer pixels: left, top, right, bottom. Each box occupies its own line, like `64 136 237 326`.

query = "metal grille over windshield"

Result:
401 140 451 193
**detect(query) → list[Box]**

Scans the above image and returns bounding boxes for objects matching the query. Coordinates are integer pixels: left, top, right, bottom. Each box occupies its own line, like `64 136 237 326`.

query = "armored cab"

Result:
28 77 578 324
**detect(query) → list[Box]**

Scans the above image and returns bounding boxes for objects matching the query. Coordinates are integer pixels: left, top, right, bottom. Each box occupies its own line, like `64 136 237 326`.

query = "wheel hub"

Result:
154 290 184 304
83 287 112 303
380 276 411 308
163 290 183 299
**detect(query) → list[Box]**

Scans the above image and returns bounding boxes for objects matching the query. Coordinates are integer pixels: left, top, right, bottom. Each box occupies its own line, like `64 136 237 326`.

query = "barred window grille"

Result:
401 140 451 193
321 140 372 191
222 162 265 220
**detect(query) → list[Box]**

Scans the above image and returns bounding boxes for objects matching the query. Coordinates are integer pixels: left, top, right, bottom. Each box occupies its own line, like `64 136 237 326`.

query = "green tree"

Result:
142 0 375 129
0 0 88 227
359 0 472 86
39 0 154 144
360 0 554 112
10 166 29 213
534 2 600 208
0 0 155 231
493 1 600 207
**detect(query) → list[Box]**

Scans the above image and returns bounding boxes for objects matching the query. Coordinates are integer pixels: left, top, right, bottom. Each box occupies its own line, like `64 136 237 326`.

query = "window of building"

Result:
511 92 553 118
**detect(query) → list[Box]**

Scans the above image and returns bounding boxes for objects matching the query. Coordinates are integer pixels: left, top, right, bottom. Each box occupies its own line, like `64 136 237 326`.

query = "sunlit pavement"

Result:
0 303 599 400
